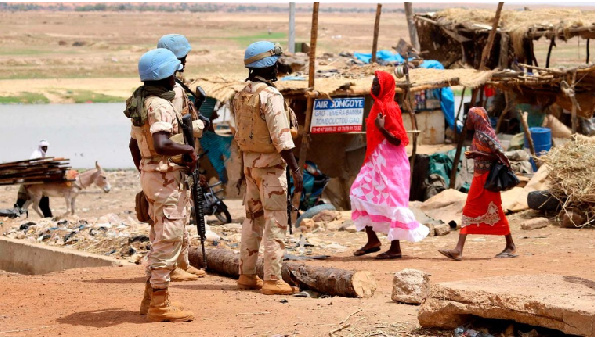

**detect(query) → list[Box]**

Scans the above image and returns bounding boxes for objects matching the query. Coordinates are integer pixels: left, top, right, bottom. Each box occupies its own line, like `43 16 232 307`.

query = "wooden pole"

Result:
479 2 504 70
371 3 382 64
292 2 318 220
454 87 466 143
403 2 420 51
518 109 536 156
545 37 556 68
495 90 514 134
450 87 479 190
289 2 296 53
586 39 590 64
568 70 579 134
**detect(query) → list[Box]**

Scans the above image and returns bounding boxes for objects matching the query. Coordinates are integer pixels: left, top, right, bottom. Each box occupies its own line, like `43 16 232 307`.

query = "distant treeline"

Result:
0 2 443 14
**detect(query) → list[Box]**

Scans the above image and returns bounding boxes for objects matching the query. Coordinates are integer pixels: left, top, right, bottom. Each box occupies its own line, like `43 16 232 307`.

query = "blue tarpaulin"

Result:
418 60 460 132
353 50 405 64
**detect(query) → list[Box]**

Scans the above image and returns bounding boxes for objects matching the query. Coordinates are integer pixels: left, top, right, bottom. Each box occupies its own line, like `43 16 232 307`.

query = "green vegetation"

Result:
0 92 49 104
61 90 125 103
232 32 286 48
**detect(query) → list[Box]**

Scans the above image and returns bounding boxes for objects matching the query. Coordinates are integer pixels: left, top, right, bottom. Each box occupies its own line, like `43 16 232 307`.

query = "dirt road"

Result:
0 172 594 336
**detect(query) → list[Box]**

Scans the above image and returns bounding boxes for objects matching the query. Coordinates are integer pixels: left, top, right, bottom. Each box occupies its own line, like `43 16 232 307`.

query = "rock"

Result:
299 218 315 230
391 268 430 305
418 274 595 336
312 210 338 223
326 220 344 232
337 219 353 231
433 223 451 236
344 222 357 233
338 211 352 221
313 222 325 231
420 189 467 227
425 223 435 237
560 211 586 228
520 218 550 230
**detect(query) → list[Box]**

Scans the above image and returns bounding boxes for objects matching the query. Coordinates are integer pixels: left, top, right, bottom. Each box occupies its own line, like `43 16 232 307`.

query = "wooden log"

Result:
188 248 377 298
450 87 479 189
479 2 504 70
371 3 382 64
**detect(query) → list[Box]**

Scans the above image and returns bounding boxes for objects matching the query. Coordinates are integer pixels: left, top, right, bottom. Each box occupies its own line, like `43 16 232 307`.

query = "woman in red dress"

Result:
439 107 517 261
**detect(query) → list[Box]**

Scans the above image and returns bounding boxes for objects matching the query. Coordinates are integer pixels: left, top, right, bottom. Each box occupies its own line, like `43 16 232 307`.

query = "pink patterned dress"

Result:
350 141 430 241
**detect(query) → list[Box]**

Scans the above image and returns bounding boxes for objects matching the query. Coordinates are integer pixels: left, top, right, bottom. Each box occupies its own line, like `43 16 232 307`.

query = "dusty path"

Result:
0 173 594 336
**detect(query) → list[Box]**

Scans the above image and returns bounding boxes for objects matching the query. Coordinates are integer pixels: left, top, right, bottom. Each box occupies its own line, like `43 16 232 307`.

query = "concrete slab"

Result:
418 274 595 337
0 237 132 275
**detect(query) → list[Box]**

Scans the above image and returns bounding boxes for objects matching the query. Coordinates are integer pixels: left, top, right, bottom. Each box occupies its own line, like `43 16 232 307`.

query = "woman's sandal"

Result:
438 249 462 261
495 251 518 258
374 252 402 259
353 246 381 256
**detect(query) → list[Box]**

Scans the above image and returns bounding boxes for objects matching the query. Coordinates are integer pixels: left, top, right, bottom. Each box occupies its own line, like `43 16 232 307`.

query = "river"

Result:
0 103 134 168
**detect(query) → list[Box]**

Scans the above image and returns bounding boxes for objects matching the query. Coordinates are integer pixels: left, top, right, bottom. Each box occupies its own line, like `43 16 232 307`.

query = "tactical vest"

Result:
233 83 277 153
233 83 297 154
137 96 182 161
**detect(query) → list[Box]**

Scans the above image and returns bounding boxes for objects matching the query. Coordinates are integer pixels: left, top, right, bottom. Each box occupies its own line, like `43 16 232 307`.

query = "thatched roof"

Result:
416 8 595 40
190 68 495 103
489 64 595 118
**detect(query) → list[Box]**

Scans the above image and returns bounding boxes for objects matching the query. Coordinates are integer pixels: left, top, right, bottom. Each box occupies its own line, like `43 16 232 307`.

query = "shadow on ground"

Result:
56 308 143 327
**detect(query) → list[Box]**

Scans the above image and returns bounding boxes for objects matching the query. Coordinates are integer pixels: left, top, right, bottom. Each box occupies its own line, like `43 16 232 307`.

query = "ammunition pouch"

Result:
135 190 150 223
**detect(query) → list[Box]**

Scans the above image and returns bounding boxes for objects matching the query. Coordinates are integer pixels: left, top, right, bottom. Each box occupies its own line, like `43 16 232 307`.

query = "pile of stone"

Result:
2 214 151 263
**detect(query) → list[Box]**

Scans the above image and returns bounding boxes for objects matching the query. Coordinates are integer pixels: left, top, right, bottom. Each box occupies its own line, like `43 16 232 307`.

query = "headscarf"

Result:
365 71 409 163
30 140 49 159
468 107 501 155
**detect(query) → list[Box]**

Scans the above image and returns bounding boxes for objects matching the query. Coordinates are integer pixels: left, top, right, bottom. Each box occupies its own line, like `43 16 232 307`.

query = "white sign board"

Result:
310 97 365 134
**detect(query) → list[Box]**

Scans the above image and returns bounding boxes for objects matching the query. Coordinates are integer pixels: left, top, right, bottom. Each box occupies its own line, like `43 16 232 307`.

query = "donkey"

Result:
22 161 111 218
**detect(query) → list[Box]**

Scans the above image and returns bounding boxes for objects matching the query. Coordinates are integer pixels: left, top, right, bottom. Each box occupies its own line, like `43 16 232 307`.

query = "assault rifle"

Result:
181 113 207 270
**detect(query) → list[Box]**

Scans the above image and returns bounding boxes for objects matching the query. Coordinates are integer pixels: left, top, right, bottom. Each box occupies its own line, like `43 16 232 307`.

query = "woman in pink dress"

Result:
350 71 430 259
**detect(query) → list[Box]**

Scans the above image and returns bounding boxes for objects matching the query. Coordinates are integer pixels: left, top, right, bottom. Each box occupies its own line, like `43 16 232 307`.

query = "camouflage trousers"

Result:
141 169 189 289
239 165 288 281
149 220 191 271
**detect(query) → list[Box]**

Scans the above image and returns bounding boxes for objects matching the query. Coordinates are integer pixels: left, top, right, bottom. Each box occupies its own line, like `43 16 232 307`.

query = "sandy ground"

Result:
0 10 594 102
0 171 594 336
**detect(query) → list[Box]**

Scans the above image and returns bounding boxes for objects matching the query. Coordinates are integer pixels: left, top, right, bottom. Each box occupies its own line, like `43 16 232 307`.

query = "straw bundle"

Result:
436 8 595 36
540 135 595 224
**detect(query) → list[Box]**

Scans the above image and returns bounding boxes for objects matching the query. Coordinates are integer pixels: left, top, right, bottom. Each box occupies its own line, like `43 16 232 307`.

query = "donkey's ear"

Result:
95 161 101 170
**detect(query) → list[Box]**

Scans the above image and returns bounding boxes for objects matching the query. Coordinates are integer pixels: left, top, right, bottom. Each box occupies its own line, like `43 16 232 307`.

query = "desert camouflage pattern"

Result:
233 81 295 281
239 164 288 281
142 169 189 289
232 81 295 161
130 96 186 173
131 95 189 289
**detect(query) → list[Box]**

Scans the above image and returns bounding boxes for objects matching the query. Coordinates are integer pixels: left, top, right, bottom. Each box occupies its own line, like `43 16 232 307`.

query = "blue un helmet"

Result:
157 34 192 59
138 48 181 82
244 41 283 69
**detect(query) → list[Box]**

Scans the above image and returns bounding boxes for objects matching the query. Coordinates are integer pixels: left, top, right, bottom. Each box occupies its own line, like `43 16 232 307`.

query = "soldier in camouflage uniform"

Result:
157 34 207 282
232 41 303 295
127 48 196 322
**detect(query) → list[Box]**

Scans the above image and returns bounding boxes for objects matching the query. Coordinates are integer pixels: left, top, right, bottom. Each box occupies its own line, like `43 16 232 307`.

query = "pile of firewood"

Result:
0 157 73 186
